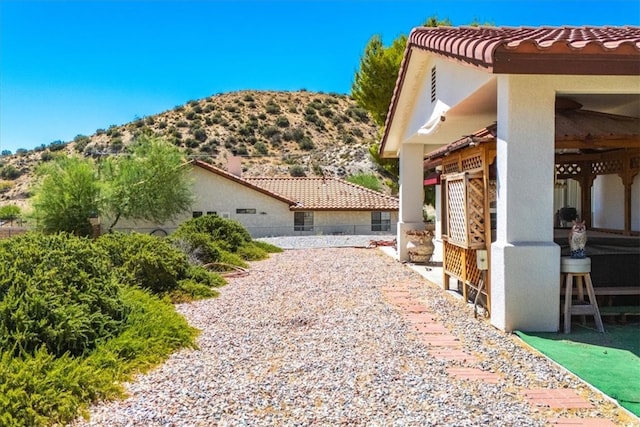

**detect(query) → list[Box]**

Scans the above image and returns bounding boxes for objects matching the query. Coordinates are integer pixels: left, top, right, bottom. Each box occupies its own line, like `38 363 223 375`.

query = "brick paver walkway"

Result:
380 281 627 426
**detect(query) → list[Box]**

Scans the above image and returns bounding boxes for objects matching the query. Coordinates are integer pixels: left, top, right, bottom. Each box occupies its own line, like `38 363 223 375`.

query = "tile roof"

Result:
192 160 399 211
407 26 640 74
244 177 399 211
381 26 639 158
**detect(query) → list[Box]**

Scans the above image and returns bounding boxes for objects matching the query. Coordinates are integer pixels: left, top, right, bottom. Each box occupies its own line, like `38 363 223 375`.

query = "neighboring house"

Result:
380 26 639 332
109 159 399 238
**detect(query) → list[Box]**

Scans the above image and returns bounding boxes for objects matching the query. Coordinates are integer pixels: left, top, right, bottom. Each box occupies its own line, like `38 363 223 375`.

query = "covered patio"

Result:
380 26 640 332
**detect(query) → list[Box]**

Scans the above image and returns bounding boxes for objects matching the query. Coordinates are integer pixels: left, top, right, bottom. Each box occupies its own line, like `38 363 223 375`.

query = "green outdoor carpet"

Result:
515 323 640 417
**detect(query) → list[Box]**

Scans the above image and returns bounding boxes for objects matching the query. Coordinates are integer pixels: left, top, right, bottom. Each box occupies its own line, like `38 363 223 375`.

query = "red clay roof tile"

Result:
244 177 399 211
192 160 398 211
408 26 640 73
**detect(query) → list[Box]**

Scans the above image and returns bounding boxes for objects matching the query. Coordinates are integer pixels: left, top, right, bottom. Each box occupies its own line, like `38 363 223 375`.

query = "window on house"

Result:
192 211 203 218
206 211 217 216
371 211 391 231
294 212 313 231
236 208 256 214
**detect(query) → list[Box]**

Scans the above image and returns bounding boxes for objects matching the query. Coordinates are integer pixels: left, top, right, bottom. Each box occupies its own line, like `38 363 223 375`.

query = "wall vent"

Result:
430 66 437 103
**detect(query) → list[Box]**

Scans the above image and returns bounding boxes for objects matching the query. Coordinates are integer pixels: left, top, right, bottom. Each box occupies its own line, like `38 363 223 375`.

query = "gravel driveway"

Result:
72 244 632 426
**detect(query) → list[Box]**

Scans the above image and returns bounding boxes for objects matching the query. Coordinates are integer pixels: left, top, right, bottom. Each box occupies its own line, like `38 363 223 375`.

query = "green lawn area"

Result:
516 321 640 417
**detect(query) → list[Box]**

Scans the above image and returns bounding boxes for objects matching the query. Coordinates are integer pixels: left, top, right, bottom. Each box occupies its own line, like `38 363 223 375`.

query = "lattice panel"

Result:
631 156 640 171
592 160 622 175
445 173 486 249
444 242 463 278
443 159 460 174
556 163 582 177
462 155 482 172
467 177 486 248
446 178 467 246
465 249 482 287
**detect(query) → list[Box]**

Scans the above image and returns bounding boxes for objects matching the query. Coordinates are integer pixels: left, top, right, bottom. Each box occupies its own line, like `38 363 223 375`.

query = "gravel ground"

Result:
255 234 396 249
71 241 634 426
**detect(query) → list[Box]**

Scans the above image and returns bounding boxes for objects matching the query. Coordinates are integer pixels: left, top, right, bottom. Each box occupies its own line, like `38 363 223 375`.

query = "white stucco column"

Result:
491 75 560 332
397 143 425 261
432 183 443 263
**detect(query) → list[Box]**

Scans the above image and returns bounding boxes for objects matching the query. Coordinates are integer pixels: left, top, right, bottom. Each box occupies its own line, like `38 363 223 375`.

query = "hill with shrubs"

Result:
0 215 281 426
0 90 389 213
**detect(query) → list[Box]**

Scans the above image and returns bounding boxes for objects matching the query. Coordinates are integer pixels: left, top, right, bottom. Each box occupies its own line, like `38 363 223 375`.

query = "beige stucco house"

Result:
110 159 399 238
380 26 639 332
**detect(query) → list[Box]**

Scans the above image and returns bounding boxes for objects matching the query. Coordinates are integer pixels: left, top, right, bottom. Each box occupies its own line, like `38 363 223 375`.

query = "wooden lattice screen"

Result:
440 143 495 316
445 172 486 249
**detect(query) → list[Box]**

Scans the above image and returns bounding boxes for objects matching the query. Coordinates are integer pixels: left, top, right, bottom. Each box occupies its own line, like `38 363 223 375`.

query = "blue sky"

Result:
1 0 639 153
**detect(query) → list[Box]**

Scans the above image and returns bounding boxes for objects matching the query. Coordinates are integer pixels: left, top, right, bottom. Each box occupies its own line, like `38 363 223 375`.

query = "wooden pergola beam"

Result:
556 137 640 150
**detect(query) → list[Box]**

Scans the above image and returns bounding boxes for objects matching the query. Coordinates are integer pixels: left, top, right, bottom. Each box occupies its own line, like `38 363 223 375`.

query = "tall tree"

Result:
351 34 407 127
352 15 453 202
0 204 21 226
100 136 194 231
351 16 452 128
31 156 101 236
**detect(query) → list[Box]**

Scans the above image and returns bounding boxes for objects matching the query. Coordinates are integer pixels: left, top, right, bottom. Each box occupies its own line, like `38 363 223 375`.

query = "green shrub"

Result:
298 136 315 150
0 285 198 426
216 251 248 270
0 205 20 225
40 151 54 162
0 233 127 358
265 102 280 114
275 116 290 128
0 347 107 427
186 265 225 288
236 243 269 261
251 240 283 253
0 181 14 194
95 232 190 294
254 142 268 156
174 214 251 253
289 165 306 177
172 280 218 303
0 165 21 180
346 173 382 192
48 140 67 152
173 232 222 264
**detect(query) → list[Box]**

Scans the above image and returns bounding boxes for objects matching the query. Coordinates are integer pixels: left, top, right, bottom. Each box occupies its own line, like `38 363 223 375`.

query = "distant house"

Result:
109 159 398 237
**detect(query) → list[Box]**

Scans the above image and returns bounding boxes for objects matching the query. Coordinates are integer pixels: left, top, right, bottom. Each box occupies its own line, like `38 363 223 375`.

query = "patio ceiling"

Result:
424 103 640 163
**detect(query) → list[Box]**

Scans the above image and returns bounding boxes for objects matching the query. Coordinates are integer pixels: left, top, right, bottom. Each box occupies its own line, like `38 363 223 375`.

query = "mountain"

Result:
0 90 391 210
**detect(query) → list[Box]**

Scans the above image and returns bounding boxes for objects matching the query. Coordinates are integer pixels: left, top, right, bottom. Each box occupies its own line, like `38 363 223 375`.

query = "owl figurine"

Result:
569 220 587 259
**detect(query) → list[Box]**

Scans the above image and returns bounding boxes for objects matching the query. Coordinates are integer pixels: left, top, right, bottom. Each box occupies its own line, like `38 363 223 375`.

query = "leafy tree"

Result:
1 150 11 156
352 15 453 203
0 204 21 225
351 34 406 127
351 16 452 128
31 156 100 236
101 136 194 231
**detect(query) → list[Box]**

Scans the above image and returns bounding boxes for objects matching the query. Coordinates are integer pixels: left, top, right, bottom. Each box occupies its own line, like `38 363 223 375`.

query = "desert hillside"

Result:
0 90 392 211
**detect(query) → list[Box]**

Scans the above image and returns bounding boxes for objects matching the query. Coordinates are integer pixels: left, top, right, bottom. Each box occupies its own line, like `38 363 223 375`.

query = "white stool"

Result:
561 257 604 334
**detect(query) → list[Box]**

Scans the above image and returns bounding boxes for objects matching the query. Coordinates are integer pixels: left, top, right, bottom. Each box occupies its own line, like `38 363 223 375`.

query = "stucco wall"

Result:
592 174 625 230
